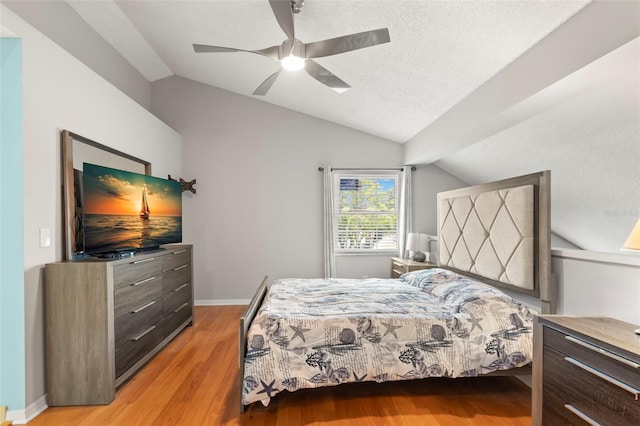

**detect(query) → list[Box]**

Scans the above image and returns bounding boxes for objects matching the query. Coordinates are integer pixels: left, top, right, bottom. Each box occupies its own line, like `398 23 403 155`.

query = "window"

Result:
333 172 400 253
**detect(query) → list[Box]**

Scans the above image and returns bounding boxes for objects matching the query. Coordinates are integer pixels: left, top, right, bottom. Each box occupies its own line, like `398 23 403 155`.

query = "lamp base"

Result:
411 251 426 262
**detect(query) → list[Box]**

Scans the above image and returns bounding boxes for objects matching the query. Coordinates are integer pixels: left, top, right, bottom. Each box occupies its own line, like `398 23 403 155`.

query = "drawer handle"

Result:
173 302 189 313
173 250 186 255
565 335 640 369
132 257 155 264
173 283 189 293
173 264 188 271
563 404 601 426
132 325 156 341
564 356 640 400
131 276 156 287
131 300 156 314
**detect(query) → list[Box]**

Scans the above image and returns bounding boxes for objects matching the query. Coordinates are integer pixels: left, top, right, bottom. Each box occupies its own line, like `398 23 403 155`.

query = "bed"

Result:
239 170 553 411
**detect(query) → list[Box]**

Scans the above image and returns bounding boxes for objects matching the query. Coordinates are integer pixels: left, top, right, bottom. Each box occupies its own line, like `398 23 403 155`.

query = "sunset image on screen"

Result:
83 165 181 217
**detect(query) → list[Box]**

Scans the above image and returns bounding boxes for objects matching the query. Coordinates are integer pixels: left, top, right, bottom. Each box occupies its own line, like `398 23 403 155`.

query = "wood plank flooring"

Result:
30 306 532 425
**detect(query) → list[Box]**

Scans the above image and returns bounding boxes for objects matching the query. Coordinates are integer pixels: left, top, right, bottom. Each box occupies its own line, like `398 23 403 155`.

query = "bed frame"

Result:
239 170 553 412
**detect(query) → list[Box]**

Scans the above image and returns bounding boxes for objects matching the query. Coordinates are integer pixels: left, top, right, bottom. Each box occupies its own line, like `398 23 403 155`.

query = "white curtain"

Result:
322 166 336 278
398 166 413 258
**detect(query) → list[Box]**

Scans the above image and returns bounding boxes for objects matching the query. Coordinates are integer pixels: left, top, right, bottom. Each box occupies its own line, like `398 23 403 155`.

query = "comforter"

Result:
242 268 534 407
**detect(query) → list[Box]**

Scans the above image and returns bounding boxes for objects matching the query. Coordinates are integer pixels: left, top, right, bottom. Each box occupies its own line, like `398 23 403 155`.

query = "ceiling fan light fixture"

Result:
281 54 305 71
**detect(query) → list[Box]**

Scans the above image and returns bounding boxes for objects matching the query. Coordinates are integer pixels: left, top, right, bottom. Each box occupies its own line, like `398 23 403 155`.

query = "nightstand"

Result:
533 315 640 425
390 257 437 278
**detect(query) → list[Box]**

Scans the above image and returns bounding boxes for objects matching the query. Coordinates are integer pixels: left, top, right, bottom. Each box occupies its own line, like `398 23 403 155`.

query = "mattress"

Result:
242 268 535 407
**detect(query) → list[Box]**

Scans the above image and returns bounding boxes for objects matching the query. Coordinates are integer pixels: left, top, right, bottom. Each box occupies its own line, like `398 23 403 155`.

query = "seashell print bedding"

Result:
242 268 535 407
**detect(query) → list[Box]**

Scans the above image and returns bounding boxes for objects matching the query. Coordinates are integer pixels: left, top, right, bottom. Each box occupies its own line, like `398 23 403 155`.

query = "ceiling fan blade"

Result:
253 69 281 96
304 60 350 93
193 44 279 60
304 28 390 59
269 0 295 46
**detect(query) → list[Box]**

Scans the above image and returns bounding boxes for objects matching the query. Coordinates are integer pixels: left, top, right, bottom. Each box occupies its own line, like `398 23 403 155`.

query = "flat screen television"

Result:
82 162 182 256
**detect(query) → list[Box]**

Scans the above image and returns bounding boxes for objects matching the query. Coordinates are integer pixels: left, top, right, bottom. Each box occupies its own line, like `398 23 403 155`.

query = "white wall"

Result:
553 250 640 325
150 76 406 301
1 5 182 419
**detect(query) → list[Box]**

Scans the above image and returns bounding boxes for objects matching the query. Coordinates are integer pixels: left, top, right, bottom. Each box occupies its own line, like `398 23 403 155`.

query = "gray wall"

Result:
150 76 408 301
1 5 182 417
411 165 467 236
150 76 469 297
3 0 152 110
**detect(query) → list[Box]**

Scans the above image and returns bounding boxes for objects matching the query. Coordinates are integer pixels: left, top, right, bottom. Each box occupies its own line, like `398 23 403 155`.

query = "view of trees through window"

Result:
335 176 398 251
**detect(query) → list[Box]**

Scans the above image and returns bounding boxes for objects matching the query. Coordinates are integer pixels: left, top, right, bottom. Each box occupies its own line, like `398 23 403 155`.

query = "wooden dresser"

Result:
45 244 193 406
533 315 640 425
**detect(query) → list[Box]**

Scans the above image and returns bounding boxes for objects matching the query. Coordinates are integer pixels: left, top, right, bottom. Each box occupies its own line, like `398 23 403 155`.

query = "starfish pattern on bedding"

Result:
257 379 277 398
467 313 483 332
290 324 311 342
381 322 402 338
353 372 367 382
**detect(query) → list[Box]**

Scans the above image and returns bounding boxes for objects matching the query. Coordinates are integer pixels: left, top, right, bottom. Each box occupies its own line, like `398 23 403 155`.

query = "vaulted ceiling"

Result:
64 0 587 142
4 0 639 253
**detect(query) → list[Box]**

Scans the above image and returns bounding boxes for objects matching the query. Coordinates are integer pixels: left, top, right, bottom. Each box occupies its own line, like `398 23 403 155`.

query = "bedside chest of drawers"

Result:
533 316 640 425
390 257 437 278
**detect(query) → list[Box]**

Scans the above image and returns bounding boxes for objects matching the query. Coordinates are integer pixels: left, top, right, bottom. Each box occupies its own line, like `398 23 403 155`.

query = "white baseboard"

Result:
195 299 250 306
7 394 48 424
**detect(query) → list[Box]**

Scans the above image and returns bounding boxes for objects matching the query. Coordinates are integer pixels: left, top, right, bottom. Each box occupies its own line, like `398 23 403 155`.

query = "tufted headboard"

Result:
437 171 554 314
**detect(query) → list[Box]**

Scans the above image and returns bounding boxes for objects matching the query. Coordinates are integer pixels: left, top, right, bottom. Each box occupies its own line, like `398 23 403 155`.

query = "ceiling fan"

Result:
193 0 390 96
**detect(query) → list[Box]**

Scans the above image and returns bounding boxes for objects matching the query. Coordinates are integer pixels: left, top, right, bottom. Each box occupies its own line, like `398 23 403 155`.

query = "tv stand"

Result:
44 244 193 406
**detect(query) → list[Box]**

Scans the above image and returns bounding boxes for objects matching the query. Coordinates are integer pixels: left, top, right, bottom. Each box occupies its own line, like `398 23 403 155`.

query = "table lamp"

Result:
622 219 640 252
407 232 430 262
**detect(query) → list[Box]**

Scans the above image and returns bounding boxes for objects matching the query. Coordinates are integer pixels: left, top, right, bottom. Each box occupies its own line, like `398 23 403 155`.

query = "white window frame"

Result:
332 170 401 255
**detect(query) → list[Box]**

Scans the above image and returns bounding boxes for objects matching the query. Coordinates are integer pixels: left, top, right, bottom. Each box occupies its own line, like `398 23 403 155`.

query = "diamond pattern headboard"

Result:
439 184 534 290
436 171 554 313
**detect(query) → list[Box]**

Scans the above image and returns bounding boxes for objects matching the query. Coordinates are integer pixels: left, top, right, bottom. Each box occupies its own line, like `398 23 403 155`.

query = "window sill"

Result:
335 251 398 257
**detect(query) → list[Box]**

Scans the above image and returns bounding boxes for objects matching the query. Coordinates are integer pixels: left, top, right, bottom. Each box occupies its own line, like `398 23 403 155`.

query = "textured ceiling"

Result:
65 0 589 142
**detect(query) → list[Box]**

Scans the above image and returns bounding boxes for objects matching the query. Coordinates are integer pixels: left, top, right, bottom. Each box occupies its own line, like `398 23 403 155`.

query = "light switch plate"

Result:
40 228 51 247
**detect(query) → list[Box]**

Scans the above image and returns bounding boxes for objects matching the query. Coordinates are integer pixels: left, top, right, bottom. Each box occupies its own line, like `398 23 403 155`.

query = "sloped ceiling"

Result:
65 0 590 142
3 0 639 253
434 38 640 252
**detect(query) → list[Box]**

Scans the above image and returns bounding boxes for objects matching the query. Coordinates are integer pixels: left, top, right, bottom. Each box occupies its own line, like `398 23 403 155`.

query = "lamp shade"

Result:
406 233 419 251
417 234 430 252
622 219 640 251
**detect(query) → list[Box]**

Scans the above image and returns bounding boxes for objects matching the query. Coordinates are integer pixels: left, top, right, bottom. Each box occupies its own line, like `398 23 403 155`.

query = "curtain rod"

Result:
318 166 416 172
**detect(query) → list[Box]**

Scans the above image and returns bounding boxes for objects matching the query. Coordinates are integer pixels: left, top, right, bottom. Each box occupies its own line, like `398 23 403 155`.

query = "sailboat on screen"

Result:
140 187 150 219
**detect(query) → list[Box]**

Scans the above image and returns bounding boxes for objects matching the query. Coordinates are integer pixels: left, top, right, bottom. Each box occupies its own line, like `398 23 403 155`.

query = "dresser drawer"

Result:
163 263 190 293
543 346 640 426
162 248 191 272
114 275 163 320
162 300 192 338
115 323 163 379
163 281 192 314
114 297 163 349
544 326 640 389
113 257 162 290
542 388 588 426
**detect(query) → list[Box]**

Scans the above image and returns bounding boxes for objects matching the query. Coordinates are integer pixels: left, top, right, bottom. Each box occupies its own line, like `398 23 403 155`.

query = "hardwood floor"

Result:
30 306 532 425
